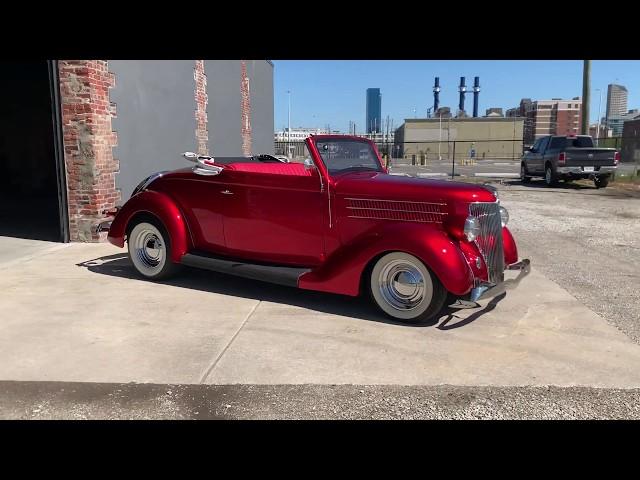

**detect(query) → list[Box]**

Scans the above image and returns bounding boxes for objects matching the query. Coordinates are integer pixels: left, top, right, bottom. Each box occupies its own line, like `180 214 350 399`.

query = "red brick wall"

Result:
194 60 208 155
556 109 581 136
240 60 252 156
58 60 119 242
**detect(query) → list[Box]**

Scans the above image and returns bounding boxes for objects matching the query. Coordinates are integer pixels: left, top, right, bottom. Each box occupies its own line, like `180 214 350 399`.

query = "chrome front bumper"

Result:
93 220 112 234
470 259 531 302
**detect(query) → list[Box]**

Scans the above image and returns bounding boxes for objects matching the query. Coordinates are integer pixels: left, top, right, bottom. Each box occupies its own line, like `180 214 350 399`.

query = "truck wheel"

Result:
520 163 531 183
594 176 609 189
544 165 557 186
128 220 180 280
369 252 447 324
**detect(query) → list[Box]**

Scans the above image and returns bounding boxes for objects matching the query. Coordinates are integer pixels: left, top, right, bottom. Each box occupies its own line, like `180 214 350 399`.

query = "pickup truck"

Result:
520 135 619 188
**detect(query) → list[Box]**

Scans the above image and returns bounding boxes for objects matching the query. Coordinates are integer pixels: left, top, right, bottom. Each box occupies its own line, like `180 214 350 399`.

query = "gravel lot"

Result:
496 180 640 344
2 382 640 420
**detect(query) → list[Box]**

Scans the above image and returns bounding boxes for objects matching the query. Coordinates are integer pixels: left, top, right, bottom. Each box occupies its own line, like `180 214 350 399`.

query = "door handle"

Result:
221 190 234 195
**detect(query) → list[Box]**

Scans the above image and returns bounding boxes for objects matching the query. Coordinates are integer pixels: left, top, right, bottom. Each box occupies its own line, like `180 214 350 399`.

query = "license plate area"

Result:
583 166 595 172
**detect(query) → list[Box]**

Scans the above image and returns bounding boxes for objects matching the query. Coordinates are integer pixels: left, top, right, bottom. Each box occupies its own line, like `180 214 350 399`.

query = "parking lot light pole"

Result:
287 90 291 158
596 88 602 145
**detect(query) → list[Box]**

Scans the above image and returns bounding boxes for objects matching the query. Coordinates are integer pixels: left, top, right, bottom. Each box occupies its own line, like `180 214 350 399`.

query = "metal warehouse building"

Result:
0 60 274 243
394 117 524 163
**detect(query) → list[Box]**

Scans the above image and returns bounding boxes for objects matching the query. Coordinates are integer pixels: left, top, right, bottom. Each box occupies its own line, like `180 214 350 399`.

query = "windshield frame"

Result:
309 136 384 176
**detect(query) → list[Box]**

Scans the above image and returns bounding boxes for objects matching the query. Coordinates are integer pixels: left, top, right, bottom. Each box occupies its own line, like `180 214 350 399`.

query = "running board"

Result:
180 253 310 288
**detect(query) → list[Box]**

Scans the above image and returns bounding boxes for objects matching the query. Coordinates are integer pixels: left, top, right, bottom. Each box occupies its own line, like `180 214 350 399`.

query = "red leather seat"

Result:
223 162 312 176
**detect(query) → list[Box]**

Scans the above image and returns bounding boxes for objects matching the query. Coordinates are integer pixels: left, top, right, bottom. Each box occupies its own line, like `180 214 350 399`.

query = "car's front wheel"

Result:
128 220 180 280
369 252 447 324
520 163 531 183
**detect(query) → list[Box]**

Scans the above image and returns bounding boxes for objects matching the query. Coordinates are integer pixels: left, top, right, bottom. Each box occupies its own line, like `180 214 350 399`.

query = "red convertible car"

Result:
97 135 530 323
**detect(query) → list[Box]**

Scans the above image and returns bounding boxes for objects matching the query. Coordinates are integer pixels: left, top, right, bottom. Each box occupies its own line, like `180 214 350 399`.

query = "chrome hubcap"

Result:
134 229 164 268
378 260 426 311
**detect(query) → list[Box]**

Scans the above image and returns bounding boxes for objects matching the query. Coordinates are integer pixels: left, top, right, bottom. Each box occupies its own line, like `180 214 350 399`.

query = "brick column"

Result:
240 60 252 156
194 60 209 155
58 60 119 242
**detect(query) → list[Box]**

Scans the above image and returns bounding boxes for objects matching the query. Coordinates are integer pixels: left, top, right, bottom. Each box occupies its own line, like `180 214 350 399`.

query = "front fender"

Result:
298 223 473 296
107 190 191 263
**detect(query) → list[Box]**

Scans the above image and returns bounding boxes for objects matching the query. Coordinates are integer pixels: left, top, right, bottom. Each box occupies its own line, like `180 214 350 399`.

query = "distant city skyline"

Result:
273 60 640 133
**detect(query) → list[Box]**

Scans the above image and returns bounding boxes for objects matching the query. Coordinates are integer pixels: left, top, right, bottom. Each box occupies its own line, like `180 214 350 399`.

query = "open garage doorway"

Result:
0 61 68 242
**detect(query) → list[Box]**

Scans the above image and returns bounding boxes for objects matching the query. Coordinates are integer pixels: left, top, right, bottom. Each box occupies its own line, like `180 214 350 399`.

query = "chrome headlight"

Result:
499 206 509 227
464 216 481 242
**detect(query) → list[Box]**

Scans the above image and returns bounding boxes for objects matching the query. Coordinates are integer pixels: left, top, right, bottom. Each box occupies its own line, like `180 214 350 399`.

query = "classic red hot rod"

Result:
97 135 530 323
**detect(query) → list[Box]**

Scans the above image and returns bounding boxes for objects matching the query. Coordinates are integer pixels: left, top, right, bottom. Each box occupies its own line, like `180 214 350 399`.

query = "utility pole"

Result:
581 60 590 135
438 113 442 160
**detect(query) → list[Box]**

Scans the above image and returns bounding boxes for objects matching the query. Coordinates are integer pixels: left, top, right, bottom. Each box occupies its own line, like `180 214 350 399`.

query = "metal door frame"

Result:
47 60 70 243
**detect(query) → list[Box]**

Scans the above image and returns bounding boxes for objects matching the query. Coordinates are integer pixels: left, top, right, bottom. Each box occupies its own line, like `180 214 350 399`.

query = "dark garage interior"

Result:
0 61 65 242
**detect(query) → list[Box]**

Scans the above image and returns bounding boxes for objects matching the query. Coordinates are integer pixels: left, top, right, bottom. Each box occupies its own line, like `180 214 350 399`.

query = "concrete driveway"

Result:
1 239 640 389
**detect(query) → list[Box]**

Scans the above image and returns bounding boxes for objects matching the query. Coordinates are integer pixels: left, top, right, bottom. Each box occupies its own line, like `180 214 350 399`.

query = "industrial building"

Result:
394 117 524 162
621 118 640 163
0 60 274 243
606 109 640 137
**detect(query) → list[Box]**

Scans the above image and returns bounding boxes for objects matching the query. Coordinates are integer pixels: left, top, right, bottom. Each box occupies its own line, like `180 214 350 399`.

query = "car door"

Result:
533 136 550 173
166 170 228 254
524 138 541 173
220 162 326 267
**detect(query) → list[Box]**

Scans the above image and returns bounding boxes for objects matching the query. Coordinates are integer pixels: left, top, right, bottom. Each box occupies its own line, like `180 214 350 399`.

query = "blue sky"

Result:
273 60 640 133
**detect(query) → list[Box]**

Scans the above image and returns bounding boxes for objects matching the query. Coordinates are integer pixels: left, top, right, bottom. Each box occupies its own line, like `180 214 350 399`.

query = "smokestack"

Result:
458 77 466 114
473 77 480 118
433 77 440 113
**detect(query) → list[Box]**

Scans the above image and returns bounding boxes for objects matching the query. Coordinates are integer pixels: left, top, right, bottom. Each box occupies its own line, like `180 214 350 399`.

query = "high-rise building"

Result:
605 84 628 124
366 88 382 134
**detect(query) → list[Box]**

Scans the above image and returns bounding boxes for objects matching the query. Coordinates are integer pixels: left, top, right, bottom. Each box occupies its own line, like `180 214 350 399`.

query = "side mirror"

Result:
303 158 316 170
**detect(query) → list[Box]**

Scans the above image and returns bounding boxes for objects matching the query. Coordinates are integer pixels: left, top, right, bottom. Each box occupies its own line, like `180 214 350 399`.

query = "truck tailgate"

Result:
564 148 616 167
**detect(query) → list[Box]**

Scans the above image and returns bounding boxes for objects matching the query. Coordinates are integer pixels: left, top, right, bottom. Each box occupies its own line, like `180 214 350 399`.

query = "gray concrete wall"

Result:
110 60 197 202
206 61 242 157
111 60 275 201
206 60 274 156
246 60 274 154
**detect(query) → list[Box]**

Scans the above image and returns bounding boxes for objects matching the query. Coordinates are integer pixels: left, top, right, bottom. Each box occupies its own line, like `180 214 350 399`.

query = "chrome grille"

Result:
469 202 505 285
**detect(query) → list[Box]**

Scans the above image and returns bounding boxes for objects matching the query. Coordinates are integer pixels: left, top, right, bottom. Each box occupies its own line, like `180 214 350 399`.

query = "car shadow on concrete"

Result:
77 254 498 329
437 293 507 330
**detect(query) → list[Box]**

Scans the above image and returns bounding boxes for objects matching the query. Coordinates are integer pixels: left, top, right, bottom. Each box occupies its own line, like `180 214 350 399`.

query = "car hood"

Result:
332 171 497 204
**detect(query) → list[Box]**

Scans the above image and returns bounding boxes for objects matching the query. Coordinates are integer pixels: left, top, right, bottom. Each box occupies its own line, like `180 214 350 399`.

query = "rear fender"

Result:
107 190 191 263
299 223 473 296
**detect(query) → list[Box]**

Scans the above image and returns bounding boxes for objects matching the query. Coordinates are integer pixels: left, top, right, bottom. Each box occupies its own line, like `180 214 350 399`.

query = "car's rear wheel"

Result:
544 164 557 186
520 163 531 183
128 221 180 280
594 176 609 189
369 252 447 324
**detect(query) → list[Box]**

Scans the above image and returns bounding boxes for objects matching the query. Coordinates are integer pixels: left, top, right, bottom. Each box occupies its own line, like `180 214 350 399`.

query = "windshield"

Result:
313 138 383 175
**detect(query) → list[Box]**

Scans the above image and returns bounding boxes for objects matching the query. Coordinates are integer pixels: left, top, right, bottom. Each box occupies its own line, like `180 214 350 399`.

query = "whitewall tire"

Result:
369 252 447 324
128 221 179 280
